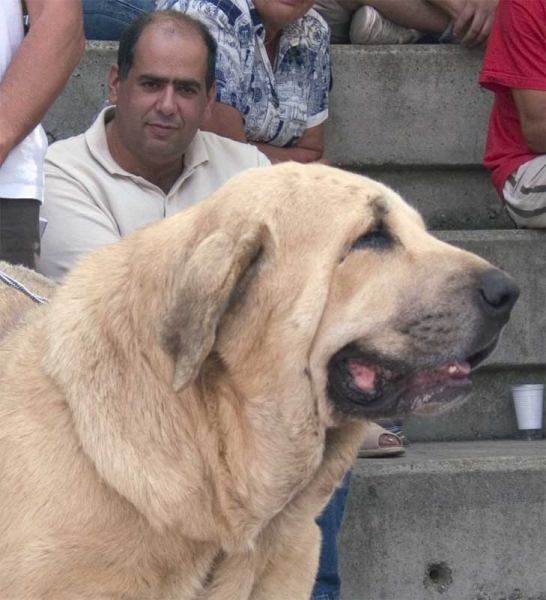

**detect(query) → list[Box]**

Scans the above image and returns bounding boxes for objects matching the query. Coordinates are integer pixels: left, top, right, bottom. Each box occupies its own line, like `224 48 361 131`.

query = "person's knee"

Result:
502 159 546 229
83 0 156 40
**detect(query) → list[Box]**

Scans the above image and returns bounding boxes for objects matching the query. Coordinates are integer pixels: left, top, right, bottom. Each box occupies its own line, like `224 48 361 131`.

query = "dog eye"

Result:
351 228 391 251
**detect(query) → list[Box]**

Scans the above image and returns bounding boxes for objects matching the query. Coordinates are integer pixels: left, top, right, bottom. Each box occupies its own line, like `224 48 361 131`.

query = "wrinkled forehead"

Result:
265 167 425 237
201 164 426 250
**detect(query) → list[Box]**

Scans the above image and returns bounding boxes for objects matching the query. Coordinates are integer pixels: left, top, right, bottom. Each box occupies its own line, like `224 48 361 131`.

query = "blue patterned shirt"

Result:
157 0 330 148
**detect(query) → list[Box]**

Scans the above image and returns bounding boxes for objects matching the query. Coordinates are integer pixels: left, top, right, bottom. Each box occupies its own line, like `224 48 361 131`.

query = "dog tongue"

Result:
348 358 376 390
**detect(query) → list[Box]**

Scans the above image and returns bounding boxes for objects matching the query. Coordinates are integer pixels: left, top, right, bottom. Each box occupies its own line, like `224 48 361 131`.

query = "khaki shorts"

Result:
502 154 546 228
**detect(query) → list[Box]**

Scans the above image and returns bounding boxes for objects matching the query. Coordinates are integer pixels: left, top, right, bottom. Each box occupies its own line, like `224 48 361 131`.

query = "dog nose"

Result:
477 269 520 321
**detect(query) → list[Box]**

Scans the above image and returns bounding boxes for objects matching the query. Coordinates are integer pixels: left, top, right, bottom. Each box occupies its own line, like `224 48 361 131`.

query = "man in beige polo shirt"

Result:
39 9 269 282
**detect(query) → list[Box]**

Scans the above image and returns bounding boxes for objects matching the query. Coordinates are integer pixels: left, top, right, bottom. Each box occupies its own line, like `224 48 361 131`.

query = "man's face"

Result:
253 0 315 31
108 23 214 168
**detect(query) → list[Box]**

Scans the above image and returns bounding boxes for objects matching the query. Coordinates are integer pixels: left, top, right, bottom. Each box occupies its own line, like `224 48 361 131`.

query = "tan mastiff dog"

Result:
0 164 518 599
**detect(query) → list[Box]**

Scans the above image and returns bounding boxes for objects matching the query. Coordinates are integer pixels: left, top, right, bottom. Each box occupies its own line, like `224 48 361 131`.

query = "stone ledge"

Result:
354 439 546 473
340 440 546 600
327 45 490 167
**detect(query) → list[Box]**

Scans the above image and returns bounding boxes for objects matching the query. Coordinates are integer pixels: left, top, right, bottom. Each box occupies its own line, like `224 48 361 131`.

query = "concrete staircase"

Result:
44 43 546 600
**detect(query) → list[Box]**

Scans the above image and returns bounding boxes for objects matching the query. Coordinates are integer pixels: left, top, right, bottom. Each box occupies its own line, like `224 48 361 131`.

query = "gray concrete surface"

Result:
340 441 546 600
326 45 491 167
43 41 116 144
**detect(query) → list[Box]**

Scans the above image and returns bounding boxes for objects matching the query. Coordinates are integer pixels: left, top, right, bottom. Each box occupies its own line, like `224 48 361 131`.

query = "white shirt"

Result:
0 0 47 201
39 106 271 281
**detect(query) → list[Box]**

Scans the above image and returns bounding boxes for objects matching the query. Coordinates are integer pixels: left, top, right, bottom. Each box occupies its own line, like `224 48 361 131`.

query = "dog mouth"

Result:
327 337 499 419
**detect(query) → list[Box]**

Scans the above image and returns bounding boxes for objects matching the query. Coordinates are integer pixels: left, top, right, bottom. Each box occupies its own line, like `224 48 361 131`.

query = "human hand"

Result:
450 0 498 46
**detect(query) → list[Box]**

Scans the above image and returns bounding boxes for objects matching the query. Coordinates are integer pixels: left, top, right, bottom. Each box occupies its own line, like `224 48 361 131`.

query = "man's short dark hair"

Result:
117 10 217 90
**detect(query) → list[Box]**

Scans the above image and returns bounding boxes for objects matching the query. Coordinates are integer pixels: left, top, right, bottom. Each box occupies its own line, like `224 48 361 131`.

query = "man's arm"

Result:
0 0 84 166
201 101 325 163
253 125 325 164
512 89 546 154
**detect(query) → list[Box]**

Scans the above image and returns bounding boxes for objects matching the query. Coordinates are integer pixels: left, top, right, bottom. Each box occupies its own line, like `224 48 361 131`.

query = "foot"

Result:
358 422 406 458
378 418 410 446
349 6 421 45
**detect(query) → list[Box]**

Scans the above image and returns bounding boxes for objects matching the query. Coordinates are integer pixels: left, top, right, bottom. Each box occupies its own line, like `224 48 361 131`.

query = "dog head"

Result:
152 163 518 424
43 163 518 532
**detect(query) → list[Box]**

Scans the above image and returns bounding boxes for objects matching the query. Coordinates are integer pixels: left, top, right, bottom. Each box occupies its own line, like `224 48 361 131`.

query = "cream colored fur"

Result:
0 261 57 344
0 163 500 599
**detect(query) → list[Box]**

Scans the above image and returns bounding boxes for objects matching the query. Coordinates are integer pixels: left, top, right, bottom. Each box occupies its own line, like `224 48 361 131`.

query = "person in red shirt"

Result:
479 0 546 228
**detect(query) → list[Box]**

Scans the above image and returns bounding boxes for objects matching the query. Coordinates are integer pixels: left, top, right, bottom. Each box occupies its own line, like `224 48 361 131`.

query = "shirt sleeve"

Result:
306 21 330 129
39 165 121 282
161 1 252 114
480 0 546 92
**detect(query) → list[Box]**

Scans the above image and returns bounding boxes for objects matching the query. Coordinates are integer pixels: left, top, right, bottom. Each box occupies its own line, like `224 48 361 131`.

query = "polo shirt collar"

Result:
85 105 209 187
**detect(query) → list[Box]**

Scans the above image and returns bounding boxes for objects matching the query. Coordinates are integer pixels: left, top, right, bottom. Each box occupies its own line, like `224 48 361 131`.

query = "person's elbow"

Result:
521 120 546 154
301 148 324 163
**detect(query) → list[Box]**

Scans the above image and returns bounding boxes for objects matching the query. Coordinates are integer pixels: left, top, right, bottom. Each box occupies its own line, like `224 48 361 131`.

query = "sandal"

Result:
358 422 406 458
377 418 410 446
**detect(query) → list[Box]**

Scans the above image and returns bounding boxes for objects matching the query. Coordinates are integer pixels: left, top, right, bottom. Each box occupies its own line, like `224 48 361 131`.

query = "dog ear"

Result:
159 223 265 392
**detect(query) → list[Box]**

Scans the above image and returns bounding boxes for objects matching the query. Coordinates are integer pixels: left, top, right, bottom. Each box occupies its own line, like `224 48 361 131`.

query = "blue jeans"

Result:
83 0 157 40
312 471 351 600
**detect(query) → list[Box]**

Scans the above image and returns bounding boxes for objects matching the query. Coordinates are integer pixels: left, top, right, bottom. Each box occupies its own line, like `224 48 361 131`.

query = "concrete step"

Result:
339 440 546 600
327 46 490 168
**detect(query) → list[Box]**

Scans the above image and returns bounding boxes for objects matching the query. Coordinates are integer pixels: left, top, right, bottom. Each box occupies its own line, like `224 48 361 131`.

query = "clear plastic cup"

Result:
511 384 544 440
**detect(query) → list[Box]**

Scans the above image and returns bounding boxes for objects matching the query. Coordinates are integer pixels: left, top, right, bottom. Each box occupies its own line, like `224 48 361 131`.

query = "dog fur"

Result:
0 163 516 598
0 261 56 344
